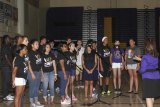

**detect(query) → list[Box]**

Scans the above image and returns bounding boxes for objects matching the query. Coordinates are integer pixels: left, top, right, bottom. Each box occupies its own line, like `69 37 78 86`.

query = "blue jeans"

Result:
43 72 55 97
1 67 11 98
58 71 67 96
28 71 41 103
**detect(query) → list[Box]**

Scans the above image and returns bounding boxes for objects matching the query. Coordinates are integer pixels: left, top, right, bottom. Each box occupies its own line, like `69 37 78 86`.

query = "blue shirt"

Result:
139 54 160 80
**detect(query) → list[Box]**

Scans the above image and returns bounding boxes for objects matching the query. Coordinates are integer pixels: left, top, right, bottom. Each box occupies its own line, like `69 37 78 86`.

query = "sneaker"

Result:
30 103 36 107
101 91 106 95
72 96 78 101
8 94 14 99
61 99 71 105
117 89 122 94
35 101 44 107
107 90 112 94
92 93 98 98
80 85 84 88
114 89 118 94
65 96 71 101
3 96 14 101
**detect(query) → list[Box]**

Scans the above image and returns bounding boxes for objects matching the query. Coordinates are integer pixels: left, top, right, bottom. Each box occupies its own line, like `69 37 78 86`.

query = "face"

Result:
77 40 82 46
45 44 51 53
103 38 108 45
32 41 39 50
129 39 135 47
67 38 71 44
87 46 92 53
70 43 75 51
18 37 22 44
50 42 54 48
41 38 47 45
21 47 28 55
92 43 97 50
22 37 29 46
61 44 68 52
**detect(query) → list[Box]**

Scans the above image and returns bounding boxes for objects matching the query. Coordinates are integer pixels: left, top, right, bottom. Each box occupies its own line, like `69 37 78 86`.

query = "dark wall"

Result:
46 7 83 40
97 8 137 46
155 8 160 51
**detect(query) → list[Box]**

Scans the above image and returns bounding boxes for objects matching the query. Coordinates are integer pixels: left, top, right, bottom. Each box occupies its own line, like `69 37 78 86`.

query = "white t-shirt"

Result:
76 47 84 65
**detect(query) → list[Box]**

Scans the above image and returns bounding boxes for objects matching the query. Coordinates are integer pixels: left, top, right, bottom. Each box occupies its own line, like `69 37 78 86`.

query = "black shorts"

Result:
142 78 160 99
100 70 111 78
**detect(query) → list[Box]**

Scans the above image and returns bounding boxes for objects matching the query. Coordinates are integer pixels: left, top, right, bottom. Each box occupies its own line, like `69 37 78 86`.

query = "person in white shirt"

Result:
75 40 84 88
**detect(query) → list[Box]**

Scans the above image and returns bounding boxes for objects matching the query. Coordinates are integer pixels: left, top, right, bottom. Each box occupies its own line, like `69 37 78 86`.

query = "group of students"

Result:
0 35 160 107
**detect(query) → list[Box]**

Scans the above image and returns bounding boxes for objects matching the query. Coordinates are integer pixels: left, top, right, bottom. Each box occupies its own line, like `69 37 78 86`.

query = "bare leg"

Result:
133 70 138 92
14 86 24 107
65 75 70 98
70 76 75 96
128 69 133 92
84 81 88 98
89 81 93 97
112 68 117 89
146 98 154 107
117 68 121 89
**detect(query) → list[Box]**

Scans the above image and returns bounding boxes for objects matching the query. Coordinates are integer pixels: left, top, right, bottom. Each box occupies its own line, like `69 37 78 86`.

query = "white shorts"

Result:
127 64 137 70
112 63 122 69
15 77 26 86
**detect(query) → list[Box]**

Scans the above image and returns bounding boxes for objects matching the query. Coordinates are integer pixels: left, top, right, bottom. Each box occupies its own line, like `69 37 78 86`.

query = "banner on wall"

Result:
0 1 4 23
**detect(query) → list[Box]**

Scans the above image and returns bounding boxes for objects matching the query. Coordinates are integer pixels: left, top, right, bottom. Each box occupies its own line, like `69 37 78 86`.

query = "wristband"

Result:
54 74 58 76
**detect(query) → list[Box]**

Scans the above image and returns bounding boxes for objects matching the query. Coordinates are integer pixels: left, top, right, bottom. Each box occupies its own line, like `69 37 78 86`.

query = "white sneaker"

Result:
30 103 36 107
8 94 14 99
61 99 71 105
65 96 71 102
35 101 44 107
3 95 14 101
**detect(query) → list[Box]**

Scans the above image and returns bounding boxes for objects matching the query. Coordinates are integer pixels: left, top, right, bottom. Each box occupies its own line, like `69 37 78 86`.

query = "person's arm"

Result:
53 60 57 80
60 59 67 80
82 55 89 73
28 61 36 80
5 55 12 67
110 54 113 67
124 51 128 70
139 57 147 74
12 66 18 88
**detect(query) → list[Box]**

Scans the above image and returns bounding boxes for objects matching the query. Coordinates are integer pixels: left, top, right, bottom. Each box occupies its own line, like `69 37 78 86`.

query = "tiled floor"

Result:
0 72 160 107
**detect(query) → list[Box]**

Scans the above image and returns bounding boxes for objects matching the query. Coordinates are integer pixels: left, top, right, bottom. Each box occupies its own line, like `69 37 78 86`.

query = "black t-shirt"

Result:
69 51 77 70
1 45 12 67
99 45 111 68
29 50 42 71
57 51 71 72
15 55 28 79
42 53 55 73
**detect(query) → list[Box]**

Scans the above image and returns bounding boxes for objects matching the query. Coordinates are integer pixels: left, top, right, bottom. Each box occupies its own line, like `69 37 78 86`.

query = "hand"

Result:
54 75 57 81
136 65 140 71
86 69 90 74
41 74 44 81
12 80 15 88
31 74 36 80
64 74 67 80
125 65 128 70
90 69 94 74
133 56 141 61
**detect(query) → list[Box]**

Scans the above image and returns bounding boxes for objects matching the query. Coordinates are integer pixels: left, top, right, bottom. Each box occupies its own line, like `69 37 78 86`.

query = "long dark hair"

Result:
2 35 10 46
145 38 159 57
